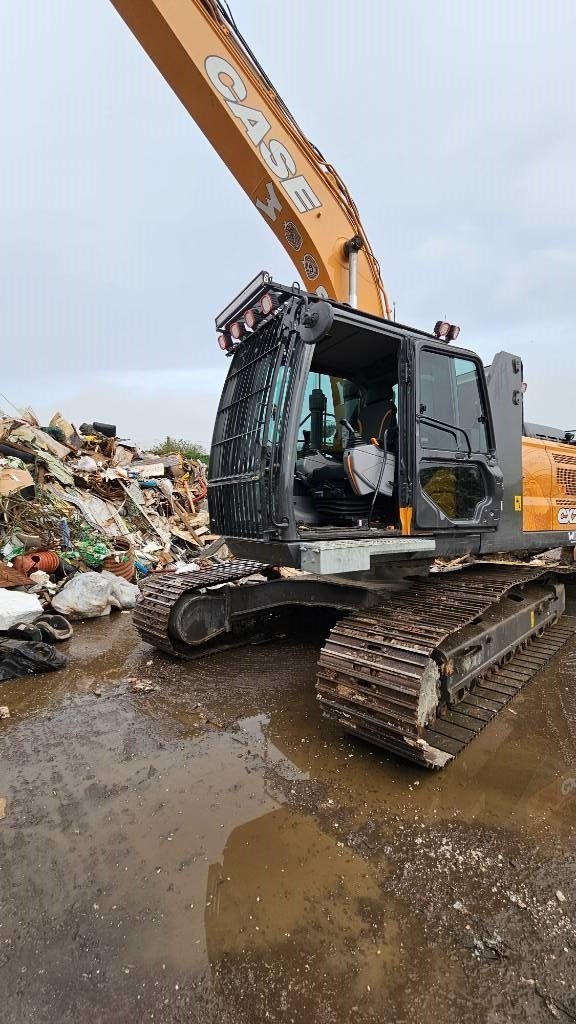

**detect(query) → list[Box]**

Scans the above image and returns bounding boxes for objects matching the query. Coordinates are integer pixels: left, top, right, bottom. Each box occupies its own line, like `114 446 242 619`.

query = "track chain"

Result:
316 566 575 768
133 560 267 653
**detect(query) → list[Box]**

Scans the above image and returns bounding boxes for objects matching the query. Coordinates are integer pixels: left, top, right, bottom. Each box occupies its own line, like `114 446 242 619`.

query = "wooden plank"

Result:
173 500 205 546
183 478 196 514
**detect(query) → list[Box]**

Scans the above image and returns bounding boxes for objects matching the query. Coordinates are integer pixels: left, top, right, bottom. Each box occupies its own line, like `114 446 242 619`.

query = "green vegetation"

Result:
150 436 209 465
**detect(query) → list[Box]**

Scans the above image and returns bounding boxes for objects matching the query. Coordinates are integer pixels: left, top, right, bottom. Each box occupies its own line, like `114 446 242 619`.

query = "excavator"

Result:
110 0 576 768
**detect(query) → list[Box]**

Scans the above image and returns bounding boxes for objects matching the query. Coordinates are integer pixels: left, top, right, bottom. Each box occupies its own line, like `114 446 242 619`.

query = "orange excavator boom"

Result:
108 0 390 317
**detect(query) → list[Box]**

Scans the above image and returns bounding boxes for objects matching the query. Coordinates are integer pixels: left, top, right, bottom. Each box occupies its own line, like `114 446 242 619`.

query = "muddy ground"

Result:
1 610 575 1024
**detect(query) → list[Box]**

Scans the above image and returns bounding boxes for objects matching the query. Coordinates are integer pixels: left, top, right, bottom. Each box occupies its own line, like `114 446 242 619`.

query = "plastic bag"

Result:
73 455 99 473
1 535 25 560
100 570 140 610
0 591 43 632
0 639 67 681
51 571 140 618
51 572 115 619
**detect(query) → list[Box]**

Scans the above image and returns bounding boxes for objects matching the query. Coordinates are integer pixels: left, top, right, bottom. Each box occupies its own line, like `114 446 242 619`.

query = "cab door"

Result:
414 346 503 530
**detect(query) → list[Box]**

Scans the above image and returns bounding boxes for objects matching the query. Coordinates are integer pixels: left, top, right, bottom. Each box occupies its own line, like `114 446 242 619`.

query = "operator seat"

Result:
343 381 361 432
359 384 397 446
342 382 398 503
296 451 347 487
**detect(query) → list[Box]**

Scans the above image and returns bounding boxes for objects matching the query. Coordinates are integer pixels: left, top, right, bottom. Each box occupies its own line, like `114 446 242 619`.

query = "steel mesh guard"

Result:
208 314 300 538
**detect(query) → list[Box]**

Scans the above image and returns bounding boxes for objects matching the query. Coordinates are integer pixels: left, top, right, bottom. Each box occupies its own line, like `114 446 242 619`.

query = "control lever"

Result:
340 418 361 448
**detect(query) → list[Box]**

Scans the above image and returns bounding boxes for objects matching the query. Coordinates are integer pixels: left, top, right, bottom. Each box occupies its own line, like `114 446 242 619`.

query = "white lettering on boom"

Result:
205 55 321 222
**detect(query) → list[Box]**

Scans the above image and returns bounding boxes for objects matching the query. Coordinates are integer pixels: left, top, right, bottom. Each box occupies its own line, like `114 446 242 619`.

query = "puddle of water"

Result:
1 615 575 1023
3 614 575 841
205 806 399 977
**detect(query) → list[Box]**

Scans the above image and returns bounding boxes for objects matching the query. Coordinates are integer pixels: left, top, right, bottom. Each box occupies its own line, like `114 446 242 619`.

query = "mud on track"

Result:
1 612 575 1023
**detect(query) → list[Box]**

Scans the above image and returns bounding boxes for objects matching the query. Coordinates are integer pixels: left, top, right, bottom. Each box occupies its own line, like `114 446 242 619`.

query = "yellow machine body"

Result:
523 437 576 533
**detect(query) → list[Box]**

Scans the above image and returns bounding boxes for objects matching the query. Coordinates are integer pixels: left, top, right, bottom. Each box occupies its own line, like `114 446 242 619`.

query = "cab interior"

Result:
292 322 402 536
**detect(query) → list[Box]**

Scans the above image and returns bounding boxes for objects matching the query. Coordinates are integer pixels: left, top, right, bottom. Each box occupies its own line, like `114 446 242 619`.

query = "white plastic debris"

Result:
157 477 174 500
27 570 59 596
174 560 199 574
73 455 99 472
100 570 140 610
51 573 113 619
129 462 165 479
51 570 140 619
29 570 51 586
0 590 43 631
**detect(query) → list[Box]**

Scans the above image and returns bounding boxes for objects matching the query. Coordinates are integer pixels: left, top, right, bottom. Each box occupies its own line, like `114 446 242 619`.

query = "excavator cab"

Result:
209 273 504 571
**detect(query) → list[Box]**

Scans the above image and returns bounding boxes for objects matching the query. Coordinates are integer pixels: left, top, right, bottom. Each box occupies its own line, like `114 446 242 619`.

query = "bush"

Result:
150 436 209 465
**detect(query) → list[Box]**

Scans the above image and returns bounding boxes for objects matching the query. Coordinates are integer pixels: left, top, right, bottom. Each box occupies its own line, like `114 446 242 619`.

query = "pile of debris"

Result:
0 408 223 682
0 409 216 585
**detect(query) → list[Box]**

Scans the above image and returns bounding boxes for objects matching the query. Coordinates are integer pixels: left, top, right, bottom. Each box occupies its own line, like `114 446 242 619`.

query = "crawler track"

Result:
134 560 266 654
317 566 576 767
135 561 575 768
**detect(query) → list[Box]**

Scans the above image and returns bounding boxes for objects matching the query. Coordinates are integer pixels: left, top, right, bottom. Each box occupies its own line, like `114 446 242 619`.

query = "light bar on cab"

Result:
215 271 273 331
229 321 244 341
261 292 279 316
434 320 461 342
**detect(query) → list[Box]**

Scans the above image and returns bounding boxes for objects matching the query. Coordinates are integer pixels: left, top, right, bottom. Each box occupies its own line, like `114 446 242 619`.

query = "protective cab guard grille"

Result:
208 312 301 539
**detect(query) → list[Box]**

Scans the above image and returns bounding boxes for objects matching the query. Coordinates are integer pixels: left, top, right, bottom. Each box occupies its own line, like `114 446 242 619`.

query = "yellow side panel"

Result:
522 438 554 531
522 436 576 532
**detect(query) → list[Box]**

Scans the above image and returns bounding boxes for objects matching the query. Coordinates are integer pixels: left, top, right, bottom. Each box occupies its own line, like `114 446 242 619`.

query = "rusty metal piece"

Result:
102 537 135 581
0 563 34 589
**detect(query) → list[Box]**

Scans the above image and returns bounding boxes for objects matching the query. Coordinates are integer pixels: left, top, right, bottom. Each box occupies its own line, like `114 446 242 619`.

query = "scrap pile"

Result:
0 408 214 582
0 409 219 681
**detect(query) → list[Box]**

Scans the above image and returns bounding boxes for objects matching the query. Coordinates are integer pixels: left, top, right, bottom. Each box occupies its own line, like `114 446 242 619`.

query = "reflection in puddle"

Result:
2 616 575 1022
205 807 399 994
118 714 310 973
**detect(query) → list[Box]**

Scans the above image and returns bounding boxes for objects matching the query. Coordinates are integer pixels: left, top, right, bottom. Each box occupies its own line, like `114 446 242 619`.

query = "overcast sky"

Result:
1 0 574 447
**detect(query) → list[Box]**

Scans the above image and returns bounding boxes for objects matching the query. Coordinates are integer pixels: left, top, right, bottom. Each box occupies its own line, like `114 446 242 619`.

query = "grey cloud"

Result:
1 0 574 442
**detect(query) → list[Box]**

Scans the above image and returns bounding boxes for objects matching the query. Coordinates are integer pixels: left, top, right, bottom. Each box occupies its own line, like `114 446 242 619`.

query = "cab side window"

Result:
419 351 489 454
